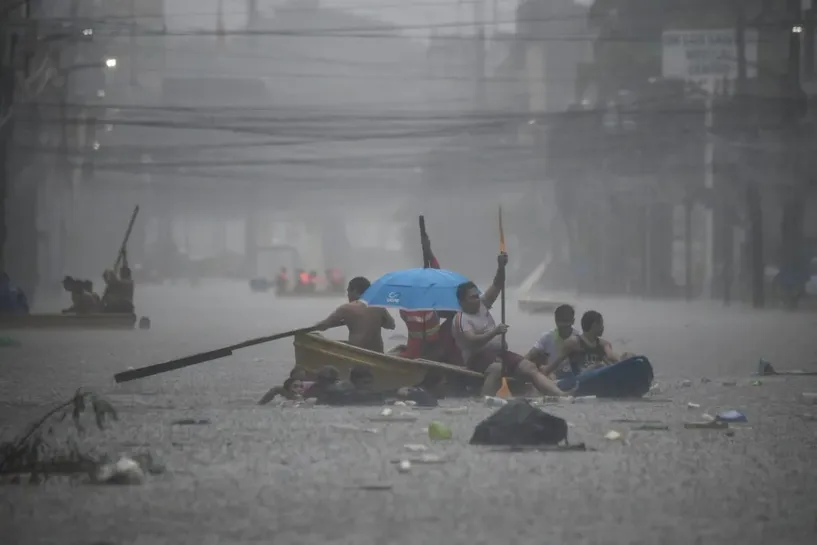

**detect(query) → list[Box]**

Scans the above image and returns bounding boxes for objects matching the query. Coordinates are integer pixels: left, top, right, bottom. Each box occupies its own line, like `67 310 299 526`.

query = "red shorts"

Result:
466 350 525 376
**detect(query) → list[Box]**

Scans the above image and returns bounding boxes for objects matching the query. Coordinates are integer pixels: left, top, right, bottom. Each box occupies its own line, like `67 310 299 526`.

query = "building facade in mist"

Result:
65 0 440 281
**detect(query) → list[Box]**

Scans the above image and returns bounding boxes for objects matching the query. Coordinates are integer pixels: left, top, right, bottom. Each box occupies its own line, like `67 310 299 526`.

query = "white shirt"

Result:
533 327 580 373
451 301 500 364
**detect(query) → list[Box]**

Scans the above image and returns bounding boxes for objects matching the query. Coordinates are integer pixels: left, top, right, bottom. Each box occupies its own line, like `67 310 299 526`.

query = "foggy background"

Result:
2 0 817 306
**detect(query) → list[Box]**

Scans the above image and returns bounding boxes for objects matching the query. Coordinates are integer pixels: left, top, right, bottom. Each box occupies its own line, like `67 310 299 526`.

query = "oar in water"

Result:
114 325 326 383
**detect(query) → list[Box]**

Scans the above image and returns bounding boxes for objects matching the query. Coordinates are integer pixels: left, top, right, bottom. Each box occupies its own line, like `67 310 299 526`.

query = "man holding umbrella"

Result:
451 253 573 398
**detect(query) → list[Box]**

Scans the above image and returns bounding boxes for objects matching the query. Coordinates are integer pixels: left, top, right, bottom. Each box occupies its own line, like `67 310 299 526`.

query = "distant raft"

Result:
0 313 148 330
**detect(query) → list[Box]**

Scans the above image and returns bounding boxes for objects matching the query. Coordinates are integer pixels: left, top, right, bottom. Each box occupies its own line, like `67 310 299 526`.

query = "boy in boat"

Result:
314 276 395 353
540 310 625 380
102 263 135 314
61 277 99 314
451 252 573 398
524 304 581 378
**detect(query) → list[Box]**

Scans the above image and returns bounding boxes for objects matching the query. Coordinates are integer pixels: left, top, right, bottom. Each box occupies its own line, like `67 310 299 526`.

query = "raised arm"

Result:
481 253 508 309
315 304 347 331
422 233 440 269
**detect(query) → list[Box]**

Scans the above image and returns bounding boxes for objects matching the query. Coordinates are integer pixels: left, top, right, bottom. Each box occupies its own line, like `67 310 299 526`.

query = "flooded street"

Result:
1 283 817 544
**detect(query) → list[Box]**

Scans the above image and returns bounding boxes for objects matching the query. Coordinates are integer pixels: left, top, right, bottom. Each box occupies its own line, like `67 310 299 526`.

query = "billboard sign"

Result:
662 29 758 92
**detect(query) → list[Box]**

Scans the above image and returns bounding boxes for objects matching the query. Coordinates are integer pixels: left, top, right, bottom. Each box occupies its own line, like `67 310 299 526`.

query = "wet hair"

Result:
456 281 478 302
316 365 340 383
82 280 93 292
554 304 575 322
347 276 370 294
350 365 373 383
283 377 298 391
580 310 603 333
289 367 307 380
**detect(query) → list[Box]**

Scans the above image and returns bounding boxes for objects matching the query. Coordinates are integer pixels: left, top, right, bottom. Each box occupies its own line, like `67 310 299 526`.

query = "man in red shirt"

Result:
397 233 454 361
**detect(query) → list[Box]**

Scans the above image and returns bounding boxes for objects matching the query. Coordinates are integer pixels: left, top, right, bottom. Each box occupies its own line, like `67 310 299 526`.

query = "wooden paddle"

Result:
113 325 324 383
419 215 430 268
496 205 512 399
113 205 140 272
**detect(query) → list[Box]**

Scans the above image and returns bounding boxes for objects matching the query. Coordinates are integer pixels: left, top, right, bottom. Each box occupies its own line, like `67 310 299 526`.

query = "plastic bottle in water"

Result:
484 396 508 408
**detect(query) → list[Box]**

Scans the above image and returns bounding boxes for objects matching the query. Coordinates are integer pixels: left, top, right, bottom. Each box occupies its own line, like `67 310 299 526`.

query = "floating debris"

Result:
716 410 748 423
380 408 393 417
443 406 469 415
368 416 417 423
428 421 452 441
604 430 622 440
94 456 144 485
357 483 393 491
170 418 210 426
687 402 701 409
631 424 669 431
403 444 428 452
721 381 737 387
681 380 692 387
684 421 728 430
397 460 412 473
331 424 379 434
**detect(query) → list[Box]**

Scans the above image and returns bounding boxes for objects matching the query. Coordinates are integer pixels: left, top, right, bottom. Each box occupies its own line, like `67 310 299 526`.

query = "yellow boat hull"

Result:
0 313 139 330
293 333 483 391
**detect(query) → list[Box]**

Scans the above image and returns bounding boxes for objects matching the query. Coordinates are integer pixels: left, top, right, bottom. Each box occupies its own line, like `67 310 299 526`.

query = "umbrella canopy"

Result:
360 268 474 311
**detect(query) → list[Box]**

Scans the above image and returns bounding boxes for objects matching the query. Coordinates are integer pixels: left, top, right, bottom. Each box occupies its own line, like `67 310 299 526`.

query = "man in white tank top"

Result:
451 253 572 397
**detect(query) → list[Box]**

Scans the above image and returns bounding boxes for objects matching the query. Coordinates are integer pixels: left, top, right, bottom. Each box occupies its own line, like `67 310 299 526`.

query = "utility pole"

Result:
473 0 486 110
779 0 807 309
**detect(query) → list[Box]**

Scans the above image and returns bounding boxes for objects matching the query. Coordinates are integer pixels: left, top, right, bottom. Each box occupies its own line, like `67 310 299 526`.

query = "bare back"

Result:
329 301 390 352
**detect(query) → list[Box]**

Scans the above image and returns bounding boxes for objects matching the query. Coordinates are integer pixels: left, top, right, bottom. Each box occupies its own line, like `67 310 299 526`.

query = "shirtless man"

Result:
525 304 580 379
314 276 395 352
451 253 572 397
540 310 622 380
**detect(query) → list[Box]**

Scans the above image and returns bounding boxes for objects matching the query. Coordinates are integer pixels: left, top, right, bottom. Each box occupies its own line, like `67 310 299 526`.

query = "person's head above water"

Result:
580 310 604 337
82 280 94 293
350 365 374 389
456 281 481 314
315 365 340 385
554 304 575 337
346 276 370 302
289 367 308 381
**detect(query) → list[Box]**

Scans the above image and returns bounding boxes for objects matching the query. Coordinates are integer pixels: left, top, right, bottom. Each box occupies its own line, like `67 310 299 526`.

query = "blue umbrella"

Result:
360 268 474 311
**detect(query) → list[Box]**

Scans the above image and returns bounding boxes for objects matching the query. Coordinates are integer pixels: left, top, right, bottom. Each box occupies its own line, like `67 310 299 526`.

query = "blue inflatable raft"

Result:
556 356 654 398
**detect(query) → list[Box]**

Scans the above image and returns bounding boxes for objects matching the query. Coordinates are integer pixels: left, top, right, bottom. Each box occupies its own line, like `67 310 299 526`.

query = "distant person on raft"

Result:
314 276 395 353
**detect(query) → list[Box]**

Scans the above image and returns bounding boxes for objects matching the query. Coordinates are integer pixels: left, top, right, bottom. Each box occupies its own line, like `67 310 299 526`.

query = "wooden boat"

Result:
0 313 140 330
293 333 483 390
518 298 567 314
